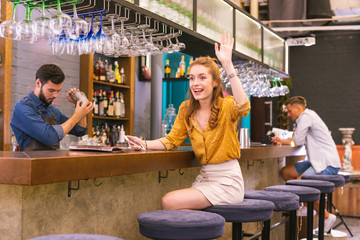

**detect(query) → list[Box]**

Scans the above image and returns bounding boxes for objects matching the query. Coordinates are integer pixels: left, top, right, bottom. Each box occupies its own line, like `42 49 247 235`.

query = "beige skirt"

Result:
192 159 244 205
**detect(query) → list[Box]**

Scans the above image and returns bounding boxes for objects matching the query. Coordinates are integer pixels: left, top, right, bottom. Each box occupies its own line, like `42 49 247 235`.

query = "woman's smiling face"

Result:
189 64 217 102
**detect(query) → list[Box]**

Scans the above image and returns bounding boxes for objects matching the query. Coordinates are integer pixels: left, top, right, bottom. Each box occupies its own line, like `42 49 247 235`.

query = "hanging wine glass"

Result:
49 0 72 36
32 0 52 42
95 12 106 54
68 2 88 40
17 4 36 43
83 14 96 54
0 2 22 40
103 13 119 56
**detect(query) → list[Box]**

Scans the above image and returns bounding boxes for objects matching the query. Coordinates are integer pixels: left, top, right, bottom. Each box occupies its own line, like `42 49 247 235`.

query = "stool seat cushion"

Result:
204 199 275 223
286 179 335 193
27 234 124 240
137 210 225 240
338 172 351 183
245 190 299 211
265 185 320 202
301 175 345 187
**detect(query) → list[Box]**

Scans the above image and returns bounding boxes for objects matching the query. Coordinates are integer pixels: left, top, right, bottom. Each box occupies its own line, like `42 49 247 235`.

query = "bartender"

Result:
10 64 93 151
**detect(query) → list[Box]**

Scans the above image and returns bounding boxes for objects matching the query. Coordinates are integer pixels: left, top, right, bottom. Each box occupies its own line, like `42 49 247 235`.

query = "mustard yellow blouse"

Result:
159 96 251 164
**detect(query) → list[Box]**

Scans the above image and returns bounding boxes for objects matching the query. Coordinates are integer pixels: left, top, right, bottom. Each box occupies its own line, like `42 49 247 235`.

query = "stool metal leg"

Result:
289 210 297 240
261 220 271 240
307 202 314 240
318 193 326 240
232 222 242 240
327 193 332 213
332 202 354 237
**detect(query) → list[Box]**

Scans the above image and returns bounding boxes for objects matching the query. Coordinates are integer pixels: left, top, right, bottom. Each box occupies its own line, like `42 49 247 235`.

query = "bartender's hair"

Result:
185 56 224 131
285 96 307 108
36 64 65 84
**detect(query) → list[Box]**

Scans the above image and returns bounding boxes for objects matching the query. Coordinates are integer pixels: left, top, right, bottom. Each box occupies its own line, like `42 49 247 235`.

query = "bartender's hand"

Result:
74 99 93 118
66 88 79 104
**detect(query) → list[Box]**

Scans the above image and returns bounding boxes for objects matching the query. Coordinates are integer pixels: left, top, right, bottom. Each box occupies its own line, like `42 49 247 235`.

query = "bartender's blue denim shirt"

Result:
10 92 87 151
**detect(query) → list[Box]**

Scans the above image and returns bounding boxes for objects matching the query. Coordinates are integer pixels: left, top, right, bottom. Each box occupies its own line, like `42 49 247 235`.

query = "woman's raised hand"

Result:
215 32 234 67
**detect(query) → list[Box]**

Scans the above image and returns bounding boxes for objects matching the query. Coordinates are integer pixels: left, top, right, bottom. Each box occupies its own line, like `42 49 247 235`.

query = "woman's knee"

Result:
161 192 177 210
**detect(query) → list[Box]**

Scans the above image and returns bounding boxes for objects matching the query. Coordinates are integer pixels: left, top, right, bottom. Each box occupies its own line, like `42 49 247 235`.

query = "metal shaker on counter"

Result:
239 128 250 148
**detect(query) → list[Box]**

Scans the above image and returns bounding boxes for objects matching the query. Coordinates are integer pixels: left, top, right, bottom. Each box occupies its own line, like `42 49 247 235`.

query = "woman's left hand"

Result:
215 32 234 67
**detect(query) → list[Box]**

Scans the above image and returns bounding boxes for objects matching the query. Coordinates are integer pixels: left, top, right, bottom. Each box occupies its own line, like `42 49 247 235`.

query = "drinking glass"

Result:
95 12 106 54
0 2 21 39
32 0 52 42
17 4 35 43
50 0 72 36
82 14 96 54
68 2 88 40
103 14 119 56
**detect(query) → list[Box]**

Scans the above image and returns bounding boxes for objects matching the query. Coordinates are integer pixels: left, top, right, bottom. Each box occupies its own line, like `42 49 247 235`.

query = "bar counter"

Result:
0 145 305 240
0 145 305 185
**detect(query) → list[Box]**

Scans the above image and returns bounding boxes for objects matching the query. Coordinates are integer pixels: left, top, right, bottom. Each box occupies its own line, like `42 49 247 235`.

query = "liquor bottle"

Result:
94 57 101 81
176 67 180 78
164 59 171 78
98 89 104 116
114 61 121 84
120 67 125 85
102 90 108 116
120 92 125 118
115 91 121 118
107 91 115 117
100 60 106 81
187 57 193 77
119 124 125 143
108 64 115 83
179 55 185 78
92 90 98 116
104 60 109 82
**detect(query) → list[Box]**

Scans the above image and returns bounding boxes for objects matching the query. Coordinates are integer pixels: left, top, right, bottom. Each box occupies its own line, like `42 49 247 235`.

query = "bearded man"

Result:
11 64 93 151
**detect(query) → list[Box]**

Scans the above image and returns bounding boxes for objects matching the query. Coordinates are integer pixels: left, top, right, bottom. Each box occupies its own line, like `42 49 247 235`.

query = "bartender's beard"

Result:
39 86 54 106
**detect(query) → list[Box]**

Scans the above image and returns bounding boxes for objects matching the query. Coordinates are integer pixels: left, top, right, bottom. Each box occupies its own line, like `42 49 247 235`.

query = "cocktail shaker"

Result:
70 91 88 105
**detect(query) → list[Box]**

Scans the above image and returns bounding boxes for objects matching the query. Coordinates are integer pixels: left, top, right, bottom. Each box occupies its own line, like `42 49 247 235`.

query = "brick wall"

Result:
289 30 360 145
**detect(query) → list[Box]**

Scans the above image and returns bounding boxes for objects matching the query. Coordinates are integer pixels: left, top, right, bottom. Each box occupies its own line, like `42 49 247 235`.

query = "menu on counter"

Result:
69 145 130 152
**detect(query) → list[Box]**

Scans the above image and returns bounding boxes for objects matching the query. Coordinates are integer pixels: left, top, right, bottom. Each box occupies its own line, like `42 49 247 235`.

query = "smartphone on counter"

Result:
124 135 146 151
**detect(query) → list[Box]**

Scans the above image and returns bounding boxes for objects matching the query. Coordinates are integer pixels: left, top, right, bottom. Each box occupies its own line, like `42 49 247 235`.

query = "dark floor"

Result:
334 216 360 240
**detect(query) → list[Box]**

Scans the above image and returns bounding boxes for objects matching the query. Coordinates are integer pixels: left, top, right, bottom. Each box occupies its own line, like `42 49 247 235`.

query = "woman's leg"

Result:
161 187 212 210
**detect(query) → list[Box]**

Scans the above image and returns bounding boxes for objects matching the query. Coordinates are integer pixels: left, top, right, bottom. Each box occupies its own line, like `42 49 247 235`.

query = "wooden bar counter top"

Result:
0 145 305 186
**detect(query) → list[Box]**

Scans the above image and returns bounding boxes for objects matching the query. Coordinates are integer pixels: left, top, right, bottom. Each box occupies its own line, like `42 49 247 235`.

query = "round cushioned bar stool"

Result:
137 210 225 240
265 185 321 240
301 175 345 213
286 179 335 240
244 190 300 240
301 174 353 237
28 234 124 240
204 199 275 240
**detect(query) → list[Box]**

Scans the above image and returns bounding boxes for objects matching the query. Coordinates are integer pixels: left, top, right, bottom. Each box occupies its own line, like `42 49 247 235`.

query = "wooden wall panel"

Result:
0 0 12 151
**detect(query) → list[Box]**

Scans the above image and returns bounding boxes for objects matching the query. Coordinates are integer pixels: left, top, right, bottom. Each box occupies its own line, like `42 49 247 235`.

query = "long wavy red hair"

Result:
185 56 224 131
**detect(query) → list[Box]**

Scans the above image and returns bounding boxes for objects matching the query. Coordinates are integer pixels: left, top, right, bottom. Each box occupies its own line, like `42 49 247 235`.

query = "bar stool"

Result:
286 179 335 240
244 190 300 240
137 210 225 240
27 234 124 240
204 199 275 240
265 185 321 240
301 174 353 237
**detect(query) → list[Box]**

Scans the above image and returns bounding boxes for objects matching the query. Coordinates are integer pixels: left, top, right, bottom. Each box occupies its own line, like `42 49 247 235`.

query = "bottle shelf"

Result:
93 80 130 89
93 116 129 121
